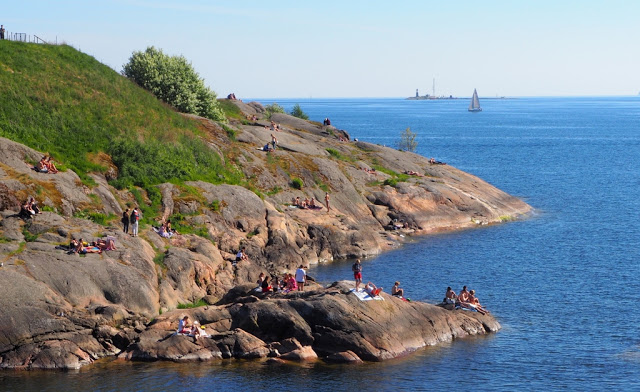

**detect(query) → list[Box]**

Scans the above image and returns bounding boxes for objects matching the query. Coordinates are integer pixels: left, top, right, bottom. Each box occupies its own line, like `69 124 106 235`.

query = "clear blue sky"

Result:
3 0 639 98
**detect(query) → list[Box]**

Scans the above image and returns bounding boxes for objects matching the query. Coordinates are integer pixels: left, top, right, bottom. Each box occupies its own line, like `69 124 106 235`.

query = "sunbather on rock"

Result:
364 281 383 297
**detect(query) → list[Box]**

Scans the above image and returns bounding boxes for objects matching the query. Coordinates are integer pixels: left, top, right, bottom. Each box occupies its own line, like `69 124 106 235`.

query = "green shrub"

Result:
153 252 167 268
221 124 237 141
290 103 309 120
217 99 245 121
177 299 208 309
122 46 224 121
291 177 304 190
266 186 282 196
265 103 285 118
22 225 39 242
73 210 114 226
383 178 398 187
209 200 220 212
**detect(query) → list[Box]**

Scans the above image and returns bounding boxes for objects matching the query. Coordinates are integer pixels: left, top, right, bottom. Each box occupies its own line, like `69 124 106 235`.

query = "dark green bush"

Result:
291 177 304 190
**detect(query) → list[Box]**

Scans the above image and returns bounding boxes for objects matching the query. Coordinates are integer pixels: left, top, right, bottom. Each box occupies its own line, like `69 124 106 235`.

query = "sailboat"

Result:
468 88 482 112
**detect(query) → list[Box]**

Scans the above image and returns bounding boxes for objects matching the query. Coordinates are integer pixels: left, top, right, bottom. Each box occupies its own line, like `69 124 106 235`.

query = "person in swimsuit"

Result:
391 281 404 297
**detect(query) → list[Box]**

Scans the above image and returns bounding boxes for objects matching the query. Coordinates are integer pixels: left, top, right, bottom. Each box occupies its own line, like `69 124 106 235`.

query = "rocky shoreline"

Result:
0 100 529 369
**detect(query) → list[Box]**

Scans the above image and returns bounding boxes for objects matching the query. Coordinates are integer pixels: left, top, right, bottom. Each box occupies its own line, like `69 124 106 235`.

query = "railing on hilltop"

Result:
2 31 58 44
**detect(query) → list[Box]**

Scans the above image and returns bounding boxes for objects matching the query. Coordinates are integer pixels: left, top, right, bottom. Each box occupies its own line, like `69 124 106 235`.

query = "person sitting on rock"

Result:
468 289 488 315
235 247 248 266
75 238 86 254
45 156 58 173
261 275 272 293
28 198 41 214
444 286 458 304
272 276 280 293
36 156 49 173
256 272 265 287
68 238 79 254
190 321 203 340
178 316 191 334
391 281 404 298
457 286 470 305
364 281 383 297
308 198 317 208
286 273 297 292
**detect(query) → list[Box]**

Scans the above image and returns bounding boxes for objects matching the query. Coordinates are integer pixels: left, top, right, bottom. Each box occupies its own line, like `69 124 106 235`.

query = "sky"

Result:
2 0 639 98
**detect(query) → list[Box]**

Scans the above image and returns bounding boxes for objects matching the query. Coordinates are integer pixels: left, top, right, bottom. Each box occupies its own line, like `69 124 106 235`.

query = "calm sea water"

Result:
3 97 640 391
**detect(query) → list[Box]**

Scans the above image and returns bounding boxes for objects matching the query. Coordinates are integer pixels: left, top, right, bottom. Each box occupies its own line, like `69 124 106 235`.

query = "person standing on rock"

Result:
271 133 278 150
295 265 307 291
324 192 330 213
352 259 363 291
130 207 140 237
121 208 130 234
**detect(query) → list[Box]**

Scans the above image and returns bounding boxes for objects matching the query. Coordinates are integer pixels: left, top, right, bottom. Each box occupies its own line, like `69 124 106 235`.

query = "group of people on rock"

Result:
68 237 116 255
19 197 41 219
289 192 331 213
177 315 207 340
256 265 307 293
352 259 407 300
291 196 319 209
361 167 377 174
34 155 58 173
121 208 141 237
444 285 488 315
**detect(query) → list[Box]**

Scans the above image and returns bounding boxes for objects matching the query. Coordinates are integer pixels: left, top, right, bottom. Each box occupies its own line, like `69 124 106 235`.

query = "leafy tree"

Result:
398 127 417 152
122 46 224 121
290 103 309 120
264 103 285 118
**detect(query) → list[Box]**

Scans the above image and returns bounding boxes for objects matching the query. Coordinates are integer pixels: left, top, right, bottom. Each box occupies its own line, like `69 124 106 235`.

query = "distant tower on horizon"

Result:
416 89 419 97
432 77 435 97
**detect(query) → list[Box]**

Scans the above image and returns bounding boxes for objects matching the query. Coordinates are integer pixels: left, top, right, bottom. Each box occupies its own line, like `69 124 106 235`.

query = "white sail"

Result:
468 88 482 112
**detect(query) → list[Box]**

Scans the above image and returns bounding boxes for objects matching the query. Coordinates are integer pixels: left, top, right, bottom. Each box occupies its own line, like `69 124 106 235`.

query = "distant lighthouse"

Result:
416 89 419 98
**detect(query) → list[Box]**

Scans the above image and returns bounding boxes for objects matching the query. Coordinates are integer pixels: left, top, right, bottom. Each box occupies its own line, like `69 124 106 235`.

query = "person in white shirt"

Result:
295 265 307 291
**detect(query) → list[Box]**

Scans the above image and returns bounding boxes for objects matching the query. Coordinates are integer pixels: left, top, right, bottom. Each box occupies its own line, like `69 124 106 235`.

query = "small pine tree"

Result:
290 103 309 120
398 127 417 152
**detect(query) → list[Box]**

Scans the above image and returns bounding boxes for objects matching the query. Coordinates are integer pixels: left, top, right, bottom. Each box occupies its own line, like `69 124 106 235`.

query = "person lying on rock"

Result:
364 282 383 297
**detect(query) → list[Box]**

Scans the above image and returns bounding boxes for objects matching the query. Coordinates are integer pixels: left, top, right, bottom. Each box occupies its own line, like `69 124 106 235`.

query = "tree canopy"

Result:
122 46 224 121
290 103 309 120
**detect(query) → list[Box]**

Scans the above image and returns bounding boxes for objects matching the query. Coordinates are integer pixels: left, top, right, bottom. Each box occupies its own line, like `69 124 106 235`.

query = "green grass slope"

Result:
0 41 239 188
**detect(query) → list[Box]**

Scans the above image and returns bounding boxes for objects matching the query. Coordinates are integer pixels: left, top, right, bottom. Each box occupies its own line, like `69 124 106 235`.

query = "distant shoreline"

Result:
406 96 513 100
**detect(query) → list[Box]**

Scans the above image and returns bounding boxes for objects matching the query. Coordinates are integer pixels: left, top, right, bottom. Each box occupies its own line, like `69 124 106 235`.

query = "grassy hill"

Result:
0 41 240 189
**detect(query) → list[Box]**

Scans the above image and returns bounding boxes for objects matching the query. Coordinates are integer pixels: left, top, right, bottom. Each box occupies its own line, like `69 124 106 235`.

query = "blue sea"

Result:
3 97 640 391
